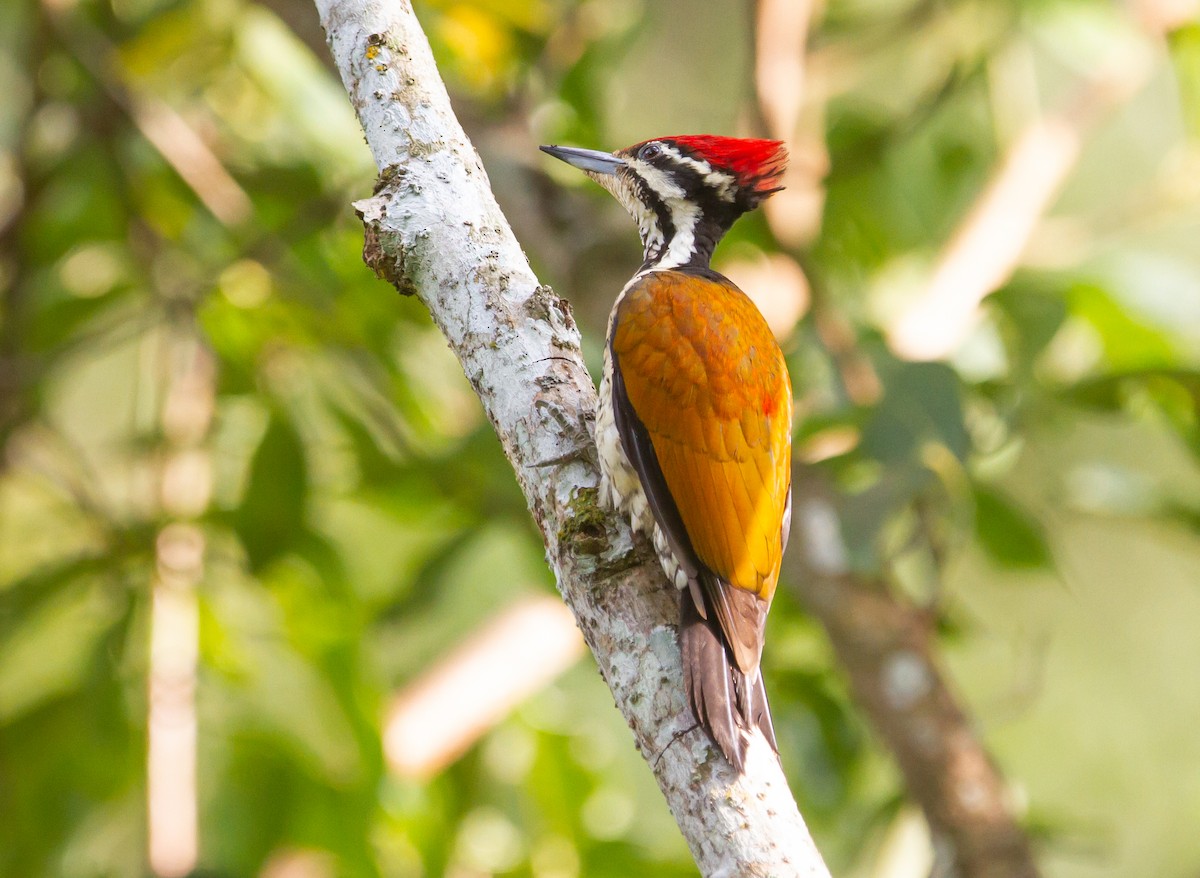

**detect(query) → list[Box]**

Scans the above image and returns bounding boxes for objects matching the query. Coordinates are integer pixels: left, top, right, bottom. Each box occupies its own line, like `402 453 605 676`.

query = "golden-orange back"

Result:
611 269 792 603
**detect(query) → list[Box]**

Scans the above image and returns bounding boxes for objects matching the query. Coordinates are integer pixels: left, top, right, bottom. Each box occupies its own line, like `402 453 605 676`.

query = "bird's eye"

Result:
638 143 661 161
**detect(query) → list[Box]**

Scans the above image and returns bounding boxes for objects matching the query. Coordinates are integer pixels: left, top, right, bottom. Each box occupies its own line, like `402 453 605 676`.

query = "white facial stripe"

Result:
627 160 699 269
658 144 738 202
593 149 738 270
655 197 698 269
629 160 685 201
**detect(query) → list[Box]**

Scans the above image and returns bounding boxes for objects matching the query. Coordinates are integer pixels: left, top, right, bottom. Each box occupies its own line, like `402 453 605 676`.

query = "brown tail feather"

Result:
738 662 778 753
680 595 778 771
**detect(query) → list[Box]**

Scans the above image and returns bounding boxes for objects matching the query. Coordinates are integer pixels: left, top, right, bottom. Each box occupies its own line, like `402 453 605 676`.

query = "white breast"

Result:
597 295 690 591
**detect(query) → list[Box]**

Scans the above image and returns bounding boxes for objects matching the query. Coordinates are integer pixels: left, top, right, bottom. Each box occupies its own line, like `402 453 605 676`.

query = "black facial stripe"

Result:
666 164 738 223
622 146 763 269
663 142 770 214
626 169 674 251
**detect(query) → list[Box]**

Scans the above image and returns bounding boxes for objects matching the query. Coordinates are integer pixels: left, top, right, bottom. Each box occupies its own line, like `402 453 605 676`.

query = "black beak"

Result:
539 144 625 176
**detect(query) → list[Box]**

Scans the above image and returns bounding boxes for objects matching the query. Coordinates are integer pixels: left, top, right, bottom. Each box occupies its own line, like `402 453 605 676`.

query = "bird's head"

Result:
541 135 787 271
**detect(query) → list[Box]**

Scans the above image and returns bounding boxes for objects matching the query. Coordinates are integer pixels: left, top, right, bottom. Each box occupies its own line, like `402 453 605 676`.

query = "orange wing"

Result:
611 270 793 604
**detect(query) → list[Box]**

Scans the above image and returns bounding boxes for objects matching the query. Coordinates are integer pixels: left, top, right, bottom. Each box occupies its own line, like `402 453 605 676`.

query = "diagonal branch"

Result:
746 7 1041 875
888 27 1158 361
41 0 252 228
314 0 831 874
790 484 1039 878
383 596 585 779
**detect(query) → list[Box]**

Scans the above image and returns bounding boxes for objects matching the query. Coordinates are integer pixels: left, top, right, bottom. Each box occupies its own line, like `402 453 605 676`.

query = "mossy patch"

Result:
558 486 607 556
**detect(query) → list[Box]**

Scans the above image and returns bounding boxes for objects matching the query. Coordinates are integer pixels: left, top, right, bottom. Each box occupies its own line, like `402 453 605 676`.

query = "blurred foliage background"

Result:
2 0 1200 876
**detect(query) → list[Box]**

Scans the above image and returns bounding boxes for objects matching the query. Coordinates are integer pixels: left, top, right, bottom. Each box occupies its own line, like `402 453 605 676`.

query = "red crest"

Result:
661 135 787 193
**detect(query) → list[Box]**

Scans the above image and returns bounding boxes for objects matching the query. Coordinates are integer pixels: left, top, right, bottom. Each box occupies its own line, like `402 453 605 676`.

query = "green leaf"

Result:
860 361 970 463
1062 370 1200 457
972 485 1054 571
232 412 309 572
1168 23 1200 138
1068 283 1178 371
0 578 126 723
989 281 1069 373
837 465 935 571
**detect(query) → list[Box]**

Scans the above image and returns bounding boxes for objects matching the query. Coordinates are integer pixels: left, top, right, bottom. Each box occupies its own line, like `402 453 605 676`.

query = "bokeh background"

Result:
2 0 1200 876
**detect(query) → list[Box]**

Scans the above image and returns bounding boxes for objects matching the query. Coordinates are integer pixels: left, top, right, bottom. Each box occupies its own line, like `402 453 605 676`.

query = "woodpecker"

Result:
541 135 792 770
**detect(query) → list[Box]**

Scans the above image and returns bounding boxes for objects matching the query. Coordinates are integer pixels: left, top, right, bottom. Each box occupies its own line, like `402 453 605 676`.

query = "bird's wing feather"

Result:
610 269 792 673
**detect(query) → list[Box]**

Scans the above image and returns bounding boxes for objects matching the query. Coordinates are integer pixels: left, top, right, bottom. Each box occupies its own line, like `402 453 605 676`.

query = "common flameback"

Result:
541 135 792 771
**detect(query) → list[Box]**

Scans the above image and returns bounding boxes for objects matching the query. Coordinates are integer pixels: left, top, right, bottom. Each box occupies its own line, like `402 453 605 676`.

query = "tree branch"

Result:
745 8 1042 873
383 596 585 779
313 0 831 874
790 483 1039 878
888 25 1157 361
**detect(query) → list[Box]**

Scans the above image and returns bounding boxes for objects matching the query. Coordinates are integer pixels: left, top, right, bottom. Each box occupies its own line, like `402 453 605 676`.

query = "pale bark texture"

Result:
313 0 832 875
